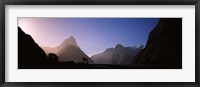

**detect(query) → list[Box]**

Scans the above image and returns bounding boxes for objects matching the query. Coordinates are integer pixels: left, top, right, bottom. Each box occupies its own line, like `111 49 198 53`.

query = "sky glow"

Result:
18 18 159 56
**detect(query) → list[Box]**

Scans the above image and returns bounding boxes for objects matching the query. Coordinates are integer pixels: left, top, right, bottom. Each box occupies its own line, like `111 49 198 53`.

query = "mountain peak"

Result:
65 36 76 42
62 36 78 47
115 44 124 48
69 36 75 41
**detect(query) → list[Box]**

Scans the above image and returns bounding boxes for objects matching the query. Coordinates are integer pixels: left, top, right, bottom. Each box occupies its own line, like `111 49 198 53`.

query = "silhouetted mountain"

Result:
112 44 144 65
18 27 47 68
56 36 78 53
91 44 143 65
91 48 114 64
132 18 182 68
41 36 93 64
42 36 79 54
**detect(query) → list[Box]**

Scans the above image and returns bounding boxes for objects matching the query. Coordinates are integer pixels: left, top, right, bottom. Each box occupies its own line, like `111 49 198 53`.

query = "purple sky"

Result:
18 18 159 56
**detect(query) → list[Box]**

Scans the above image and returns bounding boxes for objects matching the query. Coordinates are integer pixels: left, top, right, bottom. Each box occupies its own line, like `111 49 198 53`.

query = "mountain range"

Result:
18 18 182 69
91 44 144 65
42 36 144 65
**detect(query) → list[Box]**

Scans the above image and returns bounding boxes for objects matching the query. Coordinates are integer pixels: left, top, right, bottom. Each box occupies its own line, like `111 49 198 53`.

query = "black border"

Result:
0 0 200 87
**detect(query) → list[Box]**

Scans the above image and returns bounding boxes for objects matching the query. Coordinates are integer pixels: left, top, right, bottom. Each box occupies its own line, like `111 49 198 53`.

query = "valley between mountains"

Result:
18 18 182 69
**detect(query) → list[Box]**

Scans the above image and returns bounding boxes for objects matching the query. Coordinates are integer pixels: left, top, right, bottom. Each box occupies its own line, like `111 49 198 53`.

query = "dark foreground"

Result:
19 64 181 69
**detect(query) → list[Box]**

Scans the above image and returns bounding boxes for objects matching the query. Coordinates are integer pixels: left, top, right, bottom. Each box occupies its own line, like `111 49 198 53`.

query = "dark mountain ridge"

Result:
132 18 182 68
18 27 47 68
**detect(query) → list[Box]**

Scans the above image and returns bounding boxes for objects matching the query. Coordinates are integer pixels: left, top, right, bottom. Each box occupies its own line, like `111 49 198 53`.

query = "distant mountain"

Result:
91 48 115 64
42 36 93 64
132 18 182 68
18 27 47 68
91 44 143 65
112 44 144 65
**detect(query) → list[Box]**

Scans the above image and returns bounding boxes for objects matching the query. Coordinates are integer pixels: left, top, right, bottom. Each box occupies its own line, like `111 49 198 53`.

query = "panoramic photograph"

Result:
18 18 182 69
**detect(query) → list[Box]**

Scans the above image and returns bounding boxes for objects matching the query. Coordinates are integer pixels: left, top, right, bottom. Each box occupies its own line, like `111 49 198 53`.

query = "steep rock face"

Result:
120 45 144 65
112 44 143 65
111 44 126 64
91 48 115 64
132 18 182 68
18 27 47 68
